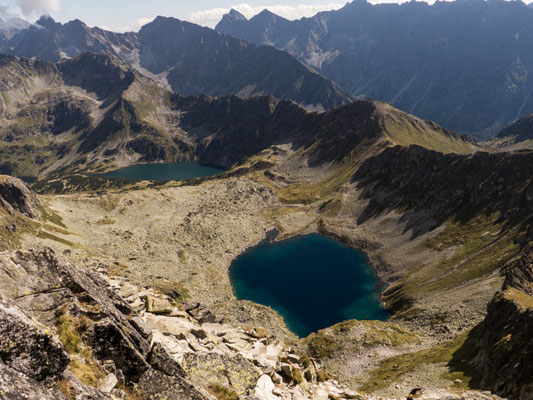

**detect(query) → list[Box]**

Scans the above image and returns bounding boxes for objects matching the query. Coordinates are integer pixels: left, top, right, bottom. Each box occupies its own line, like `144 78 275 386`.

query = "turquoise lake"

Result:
101 162 223 181
230 234 389 338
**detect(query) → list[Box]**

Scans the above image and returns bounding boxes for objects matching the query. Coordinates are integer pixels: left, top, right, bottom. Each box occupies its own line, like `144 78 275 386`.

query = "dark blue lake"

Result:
100 162 223 181
230 234 389 338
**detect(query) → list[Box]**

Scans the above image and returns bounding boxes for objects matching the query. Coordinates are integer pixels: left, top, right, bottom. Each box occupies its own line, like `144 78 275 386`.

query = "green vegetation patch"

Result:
385 214 520 313
380 106 476 155
360 330 480 393
55 310 105 387
37 230 77 247
0 210 40 251
305 320 420 360
208 384 239 400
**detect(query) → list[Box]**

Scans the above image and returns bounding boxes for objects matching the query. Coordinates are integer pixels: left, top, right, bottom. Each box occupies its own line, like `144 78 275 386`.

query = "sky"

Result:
0 0 350 31
1 0 532 31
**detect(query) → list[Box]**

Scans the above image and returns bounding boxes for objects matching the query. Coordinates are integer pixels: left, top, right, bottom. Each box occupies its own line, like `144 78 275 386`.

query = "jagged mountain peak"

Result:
256 9 278 17
65 18 89 28
144 15 200 29
250 8 288 23
2 14 352 113
35 14 59 29
228 9 248 21
216 9 249 33
139 15 226 42
58 51 137 99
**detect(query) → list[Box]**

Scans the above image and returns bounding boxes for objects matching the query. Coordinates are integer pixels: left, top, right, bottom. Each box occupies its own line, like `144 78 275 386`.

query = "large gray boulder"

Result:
0 175 39 218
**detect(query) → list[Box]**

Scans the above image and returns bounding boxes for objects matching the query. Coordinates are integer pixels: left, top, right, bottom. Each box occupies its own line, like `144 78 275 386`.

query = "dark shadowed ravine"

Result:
100 162 223 181
230 234 389 337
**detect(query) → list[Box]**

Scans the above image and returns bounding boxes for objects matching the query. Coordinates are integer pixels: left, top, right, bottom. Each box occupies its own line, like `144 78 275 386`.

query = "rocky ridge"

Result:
0 246 363 400
216 0 533 138
2 16 352 111
491 113 533 150
468 246 533 400
0 16 29 45
0 54 477 182
0 52 194 179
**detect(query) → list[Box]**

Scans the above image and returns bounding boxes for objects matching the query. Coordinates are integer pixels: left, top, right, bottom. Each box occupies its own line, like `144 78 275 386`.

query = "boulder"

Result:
97 373 118 393
181 352 261 395
145 295 174 315
148 342 186 377
137 368 209 400
254 374 278 400
0 175 39 218
130 316 152 339
87 318 150 382
278 362 305 385
0 302 68 382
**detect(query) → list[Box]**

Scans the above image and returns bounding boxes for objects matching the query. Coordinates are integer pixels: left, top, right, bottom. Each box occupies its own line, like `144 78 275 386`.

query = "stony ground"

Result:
18 153 507 398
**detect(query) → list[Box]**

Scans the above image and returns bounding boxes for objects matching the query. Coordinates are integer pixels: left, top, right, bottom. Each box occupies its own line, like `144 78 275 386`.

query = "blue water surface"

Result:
230 234 389 338
100 162 223 181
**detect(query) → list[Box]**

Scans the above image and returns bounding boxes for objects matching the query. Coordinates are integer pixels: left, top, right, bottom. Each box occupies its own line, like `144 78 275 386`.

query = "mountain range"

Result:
0 16 351 111
1 4 533 399
0 16 29 45
217 0 533 139
0 51 477 181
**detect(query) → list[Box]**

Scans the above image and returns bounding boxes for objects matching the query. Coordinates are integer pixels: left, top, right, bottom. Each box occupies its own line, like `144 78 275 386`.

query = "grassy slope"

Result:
377 102 479 155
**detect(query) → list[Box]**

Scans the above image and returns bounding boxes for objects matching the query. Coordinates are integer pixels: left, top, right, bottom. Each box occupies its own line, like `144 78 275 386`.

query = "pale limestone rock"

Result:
97 373 118 393
117 283 138 299
145 314 197 337
255 374 278 400
144 295 173 314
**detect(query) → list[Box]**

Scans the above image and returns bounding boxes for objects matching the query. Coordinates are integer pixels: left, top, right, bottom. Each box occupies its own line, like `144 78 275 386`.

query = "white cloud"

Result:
103 17 156 33
16 0 60 16
188 3 344 28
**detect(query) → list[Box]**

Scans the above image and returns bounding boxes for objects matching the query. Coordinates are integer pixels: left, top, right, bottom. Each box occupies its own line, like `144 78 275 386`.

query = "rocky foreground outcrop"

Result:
0 248 369 400
0 248 511 400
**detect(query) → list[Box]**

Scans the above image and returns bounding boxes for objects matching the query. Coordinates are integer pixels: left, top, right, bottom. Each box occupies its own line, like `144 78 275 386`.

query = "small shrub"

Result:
208 384 239 400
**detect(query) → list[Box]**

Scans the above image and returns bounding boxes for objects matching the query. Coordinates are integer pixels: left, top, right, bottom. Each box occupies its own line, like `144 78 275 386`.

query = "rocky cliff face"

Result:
137 17 352 110
2 16 352 111
353 145 533 231
348 145 533 344
0 175 39 218
217 0 533 138
469 246 533 400
0 248 210 399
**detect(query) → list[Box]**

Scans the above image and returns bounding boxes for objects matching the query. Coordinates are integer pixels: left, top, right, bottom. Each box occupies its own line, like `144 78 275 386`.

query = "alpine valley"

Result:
0 2 532 400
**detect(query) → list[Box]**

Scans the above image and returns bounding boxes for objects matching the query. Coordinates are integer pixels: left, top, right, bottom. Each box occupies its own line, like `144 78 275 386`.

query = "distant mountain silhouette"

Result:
217 0 533 138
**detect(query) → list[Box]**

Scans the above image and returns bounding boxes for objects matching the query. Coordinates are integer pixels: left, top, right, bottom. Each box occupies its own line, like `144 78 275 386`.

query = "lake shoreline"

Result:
97 161 225 182
229 233 390 338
